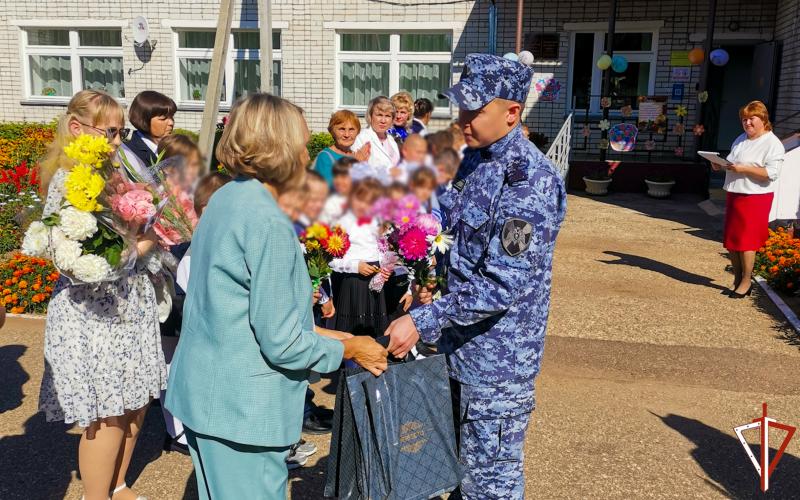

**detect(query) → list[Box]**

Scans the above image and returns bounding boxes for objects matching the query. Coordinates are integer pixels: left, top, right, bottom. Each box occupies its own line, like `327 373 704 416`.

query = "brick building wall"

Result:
774 0 800 136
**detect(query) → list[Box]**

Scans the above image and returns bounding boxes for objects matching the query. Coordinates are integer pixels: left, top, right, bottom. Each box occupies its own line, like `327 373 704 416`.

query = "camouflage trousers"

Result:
450 380 535 500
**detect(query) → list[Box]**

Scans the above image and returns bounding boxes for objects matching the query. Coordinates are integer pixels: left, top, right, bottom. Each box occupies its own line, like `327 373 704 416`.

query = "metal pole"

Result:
259 0 273 94
198 0 234 174
600 0 617 163
697 0 717 127
515 0 524 53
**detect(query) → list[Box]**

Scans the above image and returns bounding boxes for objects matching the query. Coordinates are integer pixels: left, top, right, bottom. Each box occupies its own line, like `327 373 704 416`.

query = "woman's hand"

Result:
314 325 353 340
710 163 722 172
135 228 159 257
399 293 413 312
342 336 388 376
354 143 371 162
321 299 336 318
359 261 380 276
380 268 392 280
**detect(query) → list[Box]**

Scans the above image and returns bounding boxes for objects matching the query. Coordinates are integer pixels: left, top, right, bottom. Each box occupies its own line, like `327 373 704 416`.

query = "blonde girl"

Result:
38 89 166 500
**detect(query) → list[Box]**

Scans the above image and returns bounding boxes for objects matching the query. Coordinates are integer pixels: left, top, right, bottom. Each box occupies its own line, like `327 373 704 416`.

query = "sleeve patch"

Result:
501 218 533 256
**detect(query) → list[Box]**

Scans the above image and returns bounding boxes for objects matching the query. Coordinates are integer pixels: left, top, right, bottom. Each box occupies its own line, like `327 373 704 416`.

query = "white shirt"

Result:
330 211 381 273
176 247 191 292
353 128 400 179
724 131 785 194
320 193 348 225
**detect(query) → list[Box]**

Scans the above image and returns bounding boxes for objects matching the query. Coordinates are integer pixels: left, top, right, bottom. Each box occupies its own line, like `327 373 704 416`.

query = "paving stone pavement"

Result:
1 193 799 499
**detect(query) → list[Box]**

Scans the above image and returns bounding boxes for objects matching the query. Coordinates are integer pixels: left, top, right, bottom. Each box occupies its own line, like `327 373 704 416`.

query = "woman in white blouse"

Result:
715 100 785 298
352 96 400 184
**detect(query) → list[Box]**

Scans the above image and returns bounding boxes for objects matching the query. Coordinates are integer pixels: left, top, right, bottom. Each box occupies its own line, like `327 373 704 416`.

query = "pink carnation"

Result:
415 213 441 236
398 226 429 261
115 189 156 225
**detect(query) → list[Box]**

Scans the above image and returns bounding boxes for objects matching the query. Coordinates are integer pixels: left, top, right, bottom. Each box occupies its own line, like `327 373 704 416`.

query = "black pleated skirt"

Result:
332 271 389 338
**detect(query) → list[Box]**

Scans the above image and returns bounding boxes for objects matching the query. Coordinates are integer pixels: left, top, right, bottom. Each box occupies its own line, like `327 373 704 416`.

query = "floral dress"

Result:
38 169 167 427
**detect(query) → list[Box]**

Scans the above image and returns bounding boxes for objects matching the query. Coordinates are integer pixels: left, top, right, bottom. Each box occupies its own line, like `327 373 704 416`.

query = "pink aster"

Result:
415 213 441 236
398 226 429 261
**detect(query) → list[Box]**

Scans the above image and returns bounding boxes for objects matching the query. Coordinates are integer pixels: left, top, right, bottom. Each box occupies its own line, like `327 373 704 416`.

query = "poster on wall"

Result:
671 67 690 83
534 77 561 102
638 97 667 124
670 51 691 66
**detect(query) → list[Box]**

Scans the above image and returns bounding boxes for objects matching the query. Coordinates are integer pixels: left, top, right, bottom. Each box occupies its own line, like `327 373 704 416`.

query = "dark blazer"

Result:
125 130 159 168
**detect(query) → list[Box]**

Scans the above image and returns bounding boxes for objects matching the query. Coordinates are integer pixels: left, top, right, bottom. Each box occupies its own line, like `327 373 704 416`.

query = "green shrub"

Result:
173 128 199 143
307 132 334 161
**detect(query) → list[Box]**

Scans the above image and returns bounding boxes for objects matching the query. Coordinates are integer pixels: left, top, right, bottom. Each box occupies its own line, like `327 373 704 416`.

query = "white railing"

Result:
546 113 572 181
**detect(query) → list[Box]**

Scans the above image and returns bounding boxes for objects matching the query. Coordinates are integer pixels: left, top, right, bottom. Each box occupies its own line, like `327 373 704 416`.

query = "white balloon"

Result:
518 51 534 66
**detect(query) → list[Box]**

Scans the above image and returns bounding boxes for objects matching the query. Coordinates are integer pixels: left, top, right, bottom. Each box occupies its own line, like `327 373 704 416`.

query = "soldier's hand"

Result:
414 283 436 305
384 315 420 358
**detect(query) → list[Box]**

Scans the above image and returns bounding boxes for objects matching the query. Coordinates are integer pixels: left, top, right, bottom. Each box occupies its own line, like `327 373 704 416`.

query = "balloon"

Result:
611 55 628 73
503 52 519 62
688 48 705 65
596 54 612 70
518 50 534 66
709 48 730 66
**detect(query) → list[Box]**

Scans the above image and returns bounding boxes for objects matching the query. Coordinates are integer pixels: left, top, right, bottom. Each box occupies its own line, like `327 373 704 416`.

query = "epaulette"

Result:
505 158 529 185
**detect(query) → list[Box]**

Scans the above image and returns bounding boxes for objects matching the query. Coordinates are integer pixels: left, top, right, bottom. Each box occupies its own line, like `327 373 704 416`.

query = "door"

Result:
751 41 780 114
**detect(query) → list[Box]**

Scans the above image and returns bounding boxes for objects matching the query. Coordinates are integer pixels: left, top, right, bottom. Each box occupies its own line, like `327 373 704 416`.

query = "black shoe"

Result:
163 436 190 456
729 286 753 299
302 413 333 434
312 406 334 422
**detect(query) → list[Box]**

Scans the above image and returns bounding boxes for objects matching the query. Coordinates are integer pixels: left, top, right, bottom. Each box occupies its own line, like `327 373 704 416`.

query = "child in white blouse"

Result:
330 178 391 337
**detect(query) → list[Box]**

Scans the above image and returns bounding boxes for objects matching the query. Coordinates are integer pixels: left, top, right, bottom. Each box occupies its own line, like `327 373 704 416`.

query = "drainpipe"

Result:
515 0 524 53
489 0 497 55
696 0 717 198
599 0 617 163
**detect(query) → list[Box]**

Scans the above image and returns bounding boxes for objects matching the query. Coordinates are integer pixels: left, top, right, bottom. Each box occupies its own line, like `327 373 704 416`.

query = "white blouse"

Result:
330 211 381 273
352 128 400 180
724 131 785 194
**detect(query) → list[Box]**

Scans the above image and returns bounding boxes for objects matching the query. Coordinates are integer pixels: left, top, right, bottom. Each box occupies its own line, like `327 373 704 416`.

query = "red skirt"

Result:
723 192 774 251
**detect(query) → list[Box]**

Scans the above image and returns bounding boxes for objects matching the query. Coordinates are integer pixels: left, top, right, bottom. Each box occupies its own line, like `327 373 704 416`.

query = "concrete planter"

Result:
645 179 676 198
583 177 612 196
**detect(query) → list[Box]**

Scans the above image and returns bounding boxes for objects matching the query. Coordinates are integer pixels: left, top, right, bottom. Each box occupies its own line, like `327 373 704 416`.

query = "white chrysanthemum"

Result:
21 221 50 257
59 206 98 241
71 254 112 283
426 232 454 254
54 239 82 271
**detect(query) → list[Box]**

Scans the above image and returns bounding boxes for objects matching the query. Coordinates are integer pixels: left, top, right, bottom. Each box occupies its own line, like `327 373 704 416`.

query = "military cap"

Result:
440 53 534 111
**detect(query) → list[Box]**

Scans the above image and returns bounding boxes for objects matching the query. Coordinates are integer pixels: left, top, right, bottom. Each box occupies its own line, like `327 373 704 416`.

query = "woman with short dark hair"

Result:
411 98 433 136
121 91 177 176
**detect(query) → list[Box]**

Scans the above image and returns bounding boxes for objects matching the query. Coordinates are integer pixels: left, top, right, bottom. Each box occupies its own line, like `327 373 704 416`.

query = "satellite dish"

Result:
132 16 149 46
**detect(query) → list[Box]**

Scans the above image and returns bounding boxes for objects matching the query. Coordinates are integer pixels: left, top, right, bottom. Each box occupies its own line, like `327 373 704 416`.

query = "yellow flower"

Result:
305 240 320 252
63 134 112 169
65 165 105 212
305 223 329 241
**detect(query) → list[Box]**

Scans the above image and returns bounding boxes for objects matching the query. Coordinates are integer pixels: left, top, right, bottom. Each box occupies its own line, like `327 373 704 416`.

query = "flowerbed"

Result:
0 122 55 170
755 227 800 294
0 253 59 314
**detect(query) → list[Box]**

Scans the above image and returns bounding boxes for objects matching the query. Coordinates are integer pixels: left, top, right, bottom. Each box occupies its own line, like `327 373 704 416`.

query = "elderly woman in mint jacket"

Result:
165 93 387 500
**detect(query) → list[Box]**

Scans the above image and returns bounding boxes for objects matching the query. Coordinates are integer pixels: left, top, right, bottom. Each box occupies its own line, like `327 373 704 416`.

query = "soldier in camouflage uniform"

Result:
385 53 567 499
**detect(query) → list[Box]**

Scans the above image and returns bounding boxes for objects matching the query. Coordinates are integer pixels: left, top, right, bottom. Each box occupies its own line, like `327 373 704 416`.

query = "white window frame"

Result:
566 28 659 114
17 24 125 104
334 30 454 117
171 28 282 110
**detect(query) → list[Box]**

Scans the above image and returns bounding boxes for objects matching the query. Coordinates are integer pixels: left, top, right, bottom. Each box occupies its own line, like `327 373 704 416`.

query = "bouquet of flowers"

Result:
21 134 140 283
117 151 198 247
370 207 452 292
300 222 351 289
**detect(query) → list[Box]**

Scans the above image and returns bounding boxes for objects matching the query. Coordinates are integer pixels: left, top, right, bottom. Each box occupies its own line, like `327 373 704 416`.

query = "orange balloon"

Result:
688 48 705 65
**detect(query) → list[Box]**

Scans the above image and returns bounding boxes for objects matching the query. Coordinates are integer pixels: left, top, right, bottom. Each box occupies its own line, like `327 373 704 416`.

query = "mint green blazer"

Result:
165 178 344 447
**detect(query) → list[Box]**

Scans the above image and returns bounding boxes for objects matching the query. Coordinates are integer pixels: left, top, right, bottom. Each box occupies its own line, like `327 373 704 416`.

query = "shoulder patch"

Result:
501 218 533 256
505 159 529 185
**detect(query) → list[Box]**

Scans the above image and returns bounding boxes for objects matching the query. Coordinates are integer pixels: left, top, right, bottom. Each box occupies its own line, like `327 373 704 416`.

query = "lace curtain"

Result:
340 62 389 106
29 55 72 96
399 63 450 107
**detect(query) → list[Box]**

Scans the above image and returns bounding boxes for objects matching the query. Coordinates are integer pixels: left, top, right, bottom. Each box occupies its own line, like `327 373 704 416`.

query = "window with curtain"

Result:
338 31 452 112
23 28 124 100
175 29 282 105
568 30 658 113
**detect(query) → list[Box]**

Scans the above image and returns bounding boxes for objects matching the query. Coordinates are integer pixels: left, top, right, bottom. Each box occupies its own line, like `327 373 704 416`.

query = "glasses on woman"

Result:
77 121 131 141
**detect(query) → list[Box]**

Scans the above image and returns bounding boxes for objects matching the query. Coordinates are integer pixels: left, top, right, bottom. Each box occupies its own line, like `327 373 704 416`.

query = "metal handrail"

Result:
546 113 573 181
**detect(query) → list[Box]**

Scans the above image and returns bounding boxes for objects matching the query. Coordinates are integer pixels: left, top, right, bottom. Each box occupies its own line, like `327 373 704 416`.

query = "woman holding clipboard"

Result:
711 100 785 298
